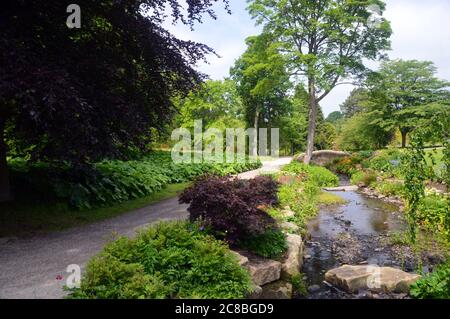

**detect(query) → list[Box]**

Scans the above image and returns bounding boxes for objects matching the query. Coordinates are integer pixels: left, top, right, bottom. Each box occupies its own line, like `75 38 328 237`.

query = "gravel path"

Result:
0 157 292 299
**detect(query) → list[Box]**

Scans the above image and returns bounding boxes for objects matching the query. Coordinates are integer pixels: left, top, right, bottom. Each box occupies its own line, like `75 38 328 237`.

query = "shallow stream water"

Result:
301 188 409 299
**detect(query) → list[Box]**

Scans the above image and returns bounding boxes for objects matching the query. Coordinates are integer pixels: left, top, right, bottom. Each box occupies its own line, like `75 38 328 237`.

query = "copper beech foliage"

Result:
0 0 229 164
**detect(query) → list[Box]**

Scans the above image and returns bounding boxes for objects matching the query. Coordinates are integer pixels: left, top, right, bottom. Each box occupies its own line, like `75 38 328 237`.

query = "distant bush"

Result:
411 260 450 299
179 175 279 247
281 162 339 187
67 221 252 299
350 170 377 186
374 181 404 197
9 152 261 209
336 113 393 151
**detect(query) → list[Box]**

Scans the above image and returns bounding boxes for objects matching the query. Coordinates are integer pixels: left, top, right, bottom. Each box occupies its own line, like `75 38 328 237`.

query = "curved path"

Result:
0 157 292 299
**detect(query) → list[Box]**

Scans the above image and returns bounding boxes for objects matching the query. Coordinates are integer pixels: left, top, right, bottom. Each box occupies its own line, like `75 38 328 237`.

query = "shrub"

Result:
239 228 288 259
281 162 339 187
277 181 320 230
67 221 252 299
410 260 450 299
350 170 377 186
374 181 404 197
417 194 449 238
179 175 278 246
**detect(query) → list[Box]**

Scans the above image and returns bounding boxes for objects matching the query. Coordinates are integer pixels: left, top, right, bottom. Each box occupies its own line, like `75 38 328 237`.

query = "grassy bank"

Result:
269 162 344 233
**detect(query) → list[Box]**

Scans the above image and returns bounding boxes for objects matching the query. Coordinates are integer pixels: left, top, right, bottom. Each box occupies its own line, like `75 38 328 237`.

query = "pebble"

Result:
308 285 321 293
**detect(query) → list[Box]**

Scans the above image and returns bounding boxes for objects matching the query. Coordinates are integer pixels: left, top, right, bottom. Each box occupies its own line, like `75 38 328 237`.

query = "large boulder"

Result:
247 258 282 286
325 265 421 293
296 150 350 166
281 234 303 279
231 250 249 268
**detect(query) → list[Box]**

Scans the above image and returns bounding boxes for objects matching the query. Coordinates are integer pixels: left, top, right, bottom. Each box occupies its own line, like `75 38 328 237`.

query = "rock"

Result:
281 209 296 218
281 221 300 233
323 185 359 192
281 234 303 279
231 250 249 267
308 285 321 293
260 281 293 299
248 258 282 286
247 285 263 299
324 265 421 293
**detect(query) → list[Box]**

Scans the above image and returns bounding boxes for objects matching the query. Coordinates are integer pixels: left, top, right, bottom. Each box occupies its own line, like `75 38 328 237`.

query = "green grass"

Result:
316 192 347 206
0 182 189 238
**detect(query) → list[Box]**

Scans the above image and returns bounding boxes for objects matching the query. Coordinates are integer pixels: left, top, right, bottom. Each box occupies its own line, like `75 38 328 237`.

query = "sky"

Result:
165 0 450 117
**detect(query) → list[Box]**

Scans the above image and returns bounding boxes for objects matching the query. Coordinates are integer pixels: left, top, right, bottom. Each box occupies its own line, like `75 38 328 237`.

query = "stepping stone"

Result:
323 186 359 192
324 265 421 293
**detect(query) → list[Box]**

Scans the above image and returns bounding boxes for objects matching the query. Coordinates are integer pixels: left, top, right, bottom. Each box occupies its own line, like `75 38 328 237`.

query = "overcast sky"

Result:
165 0 450 117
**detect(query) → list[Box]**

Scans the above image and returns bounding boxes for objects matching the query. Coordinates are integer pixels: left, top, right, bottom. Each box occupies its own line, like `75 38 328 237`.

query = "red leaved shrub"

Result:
179 175 279 245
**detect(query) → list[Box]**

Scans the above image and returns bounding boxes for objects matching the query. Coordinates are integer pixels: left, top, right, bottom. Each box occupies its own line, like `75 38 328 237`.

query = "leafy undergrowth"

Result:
8 151 261 210
66 221 252 299
238 229 288 259
281 162 339 187
272 162 343 232
410 260 450 299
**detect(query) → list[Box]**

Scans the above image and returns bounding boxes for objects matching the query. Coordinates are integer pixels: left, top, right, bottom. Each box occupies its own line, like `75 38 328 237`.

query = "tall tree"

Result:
248 0 392 163
175 79 244 129
340 88 369 118
367 59 450 148
0 0 229 201
231 32 291 155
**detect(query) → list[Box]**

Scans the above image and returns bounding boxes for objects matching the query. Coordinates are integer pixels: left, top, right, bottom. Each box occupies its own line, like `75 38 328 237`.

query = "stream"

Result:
300 179 442 299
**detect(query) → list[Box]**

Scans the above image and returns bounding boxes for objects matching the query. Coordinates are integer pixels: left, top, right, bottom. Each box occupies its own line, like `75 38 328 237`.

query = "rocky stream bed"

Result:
299 183 446 299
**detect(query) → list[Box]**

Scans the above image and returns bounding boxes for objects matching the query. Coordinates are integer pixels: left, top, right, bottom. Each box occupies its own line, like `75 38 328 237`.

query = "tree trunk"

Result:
304 76 317 164
401 130 407 148
0 117 12 202
252 109 259 157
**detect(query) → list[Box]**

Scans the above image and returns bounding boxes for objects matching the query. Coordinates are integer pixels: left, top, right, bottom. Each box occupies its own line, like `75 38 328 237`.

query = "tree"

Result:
231 32 292 156
367 59 450 148
175 79 244 129
336 112 393 151
278 85 331 154
340 88 370 118
326 111 343 123
248 0 392 163
0 0 229 201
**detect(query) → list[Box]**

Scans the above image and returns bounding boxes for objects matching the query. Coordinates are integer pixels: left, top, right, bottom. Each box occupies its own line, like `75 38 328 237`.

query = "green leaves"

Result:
410 260 450 299
68 221 252 299
247 0 392 96
9 151 262 209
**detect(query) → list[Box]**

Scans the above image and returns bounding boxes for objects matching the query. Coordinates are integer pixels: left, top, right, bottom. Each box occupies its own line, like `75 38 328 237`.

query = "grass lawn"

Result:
0 182 190 238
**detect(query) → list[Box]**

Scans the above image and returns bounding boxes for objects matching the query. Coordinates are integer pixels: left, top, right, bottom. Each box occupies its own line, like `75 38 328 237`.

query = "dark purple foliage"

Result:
179 175 279 245
0 0 229 164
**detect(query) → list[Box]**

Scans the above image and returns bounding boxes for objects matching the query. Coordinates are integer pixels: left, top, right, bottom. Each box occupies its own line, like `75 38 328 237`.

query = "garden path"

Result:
0 157 292 299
